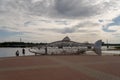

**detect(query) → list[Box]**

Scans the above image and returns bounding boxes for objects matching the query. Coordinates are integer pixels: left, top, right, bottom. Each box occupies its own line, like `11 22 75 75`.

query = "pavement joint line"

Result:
48 57 120 80
0 58 19 61
0 64 64 71
73 61 120 65
74 64 120 80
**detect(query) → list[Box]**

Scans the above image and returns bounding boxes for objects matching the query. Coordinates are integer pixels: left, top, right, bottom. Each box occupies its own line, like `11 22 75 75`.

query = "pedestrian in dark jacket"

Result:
16 50 19 56
22 48 25 56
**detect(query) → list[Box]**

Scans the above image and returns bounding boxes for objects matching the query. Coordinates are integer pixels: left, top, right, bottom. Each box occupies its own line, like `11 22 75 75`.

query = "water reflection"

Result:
0 48 33 58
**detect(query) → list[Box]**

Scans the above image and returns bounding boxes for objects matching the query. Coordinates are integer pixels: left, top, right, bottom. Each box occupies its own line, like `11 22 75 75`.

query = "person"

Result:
45 47 47 55
16 50 19 56
22 48 25 56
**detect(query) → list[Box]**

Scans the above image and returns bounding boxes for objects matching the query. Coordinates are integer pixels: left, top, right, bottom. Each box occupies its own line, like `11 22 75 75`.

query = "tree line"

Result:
0 42 47 47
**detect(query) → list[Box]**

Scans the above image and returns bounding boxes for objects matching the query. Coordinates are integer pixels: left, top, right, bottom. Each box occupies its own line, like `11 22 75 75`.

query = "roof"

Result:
62 36 71 42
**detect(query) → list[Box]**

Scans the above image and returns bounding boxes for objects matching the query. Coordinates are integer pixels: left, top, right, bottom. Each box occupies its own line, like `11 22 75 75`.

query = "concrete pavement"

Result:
0 55 120 80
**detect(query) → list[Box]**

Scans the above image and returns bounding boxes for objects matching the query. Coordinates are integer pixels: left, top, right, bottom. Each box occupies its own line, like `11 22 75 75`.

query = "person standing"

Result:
22 48 25 56
16 50 19 56
45 47 47 55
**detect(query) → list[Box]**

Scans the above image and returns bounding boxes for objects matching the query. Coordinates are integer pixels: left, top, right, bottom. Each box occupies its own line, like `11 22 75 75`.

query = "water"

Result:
0 48 33 58
102 50 120 55
0 48 120 58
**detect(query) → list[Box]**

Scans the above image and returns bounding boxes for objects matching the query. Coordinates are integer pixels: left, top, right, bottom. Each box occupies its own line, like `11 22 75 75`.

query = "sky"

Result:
0 0 120 43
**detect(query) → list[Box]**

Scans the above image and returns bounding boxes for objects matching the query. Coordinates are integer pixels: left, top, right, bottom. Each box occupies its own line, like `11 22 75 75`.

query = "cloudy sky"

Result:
0 0 120 43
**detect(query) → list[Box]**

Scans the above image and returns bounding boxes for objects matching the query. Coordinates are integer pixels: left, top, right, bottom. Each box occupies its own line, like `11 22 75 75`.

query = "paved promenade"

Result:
0 55 120 80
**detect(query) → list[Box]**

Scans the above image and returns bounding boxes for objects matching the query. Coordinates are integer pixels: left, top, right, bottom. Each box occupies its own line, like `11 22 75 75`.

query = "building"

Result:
48 36 92 48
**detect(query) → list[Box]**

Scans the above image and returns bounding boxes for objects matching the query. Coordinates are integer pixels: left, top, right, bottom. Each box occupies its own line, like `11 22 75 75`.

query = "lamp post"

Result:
107 39 109 49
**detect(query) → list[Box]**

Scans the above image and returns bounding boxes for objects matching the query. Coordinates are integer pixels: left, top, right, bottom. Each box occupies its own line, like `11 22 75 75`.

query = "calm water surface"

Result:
0 48 120 58
0 48 33 58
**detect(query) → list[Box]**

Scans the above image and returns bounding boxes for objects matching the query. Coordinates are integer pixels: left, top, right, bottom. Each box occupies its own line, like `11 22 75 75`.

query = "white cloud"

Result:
0 0 120 43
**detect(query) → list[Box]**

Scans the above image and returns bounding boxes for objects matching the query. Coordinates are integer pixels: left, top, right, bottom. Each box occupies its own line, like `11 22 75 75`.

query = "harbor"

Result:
0 0 120 80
